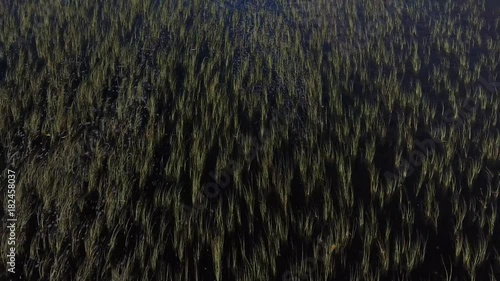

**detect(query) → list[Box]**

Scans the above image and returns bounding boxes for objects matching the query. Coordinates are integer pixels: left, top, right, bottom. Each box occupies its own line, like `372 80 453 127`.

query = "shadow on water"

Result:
0 57 6 84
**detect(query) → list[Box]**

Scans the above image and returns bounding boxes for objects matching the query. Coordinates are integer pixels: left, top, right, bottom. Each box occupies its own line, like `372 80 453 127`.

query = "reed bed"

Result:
0 0 499 280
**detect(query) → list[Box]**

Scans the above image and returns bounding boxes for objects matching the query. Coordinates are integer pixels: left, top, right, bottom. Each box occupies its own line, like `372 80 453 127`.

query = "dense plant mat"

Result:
0 0 499 280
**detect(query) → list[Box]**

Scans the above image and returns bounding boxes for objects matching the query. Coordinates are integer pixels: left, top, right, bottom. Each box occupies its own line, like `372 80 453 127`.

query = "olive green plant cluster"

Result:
0 0 499 280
